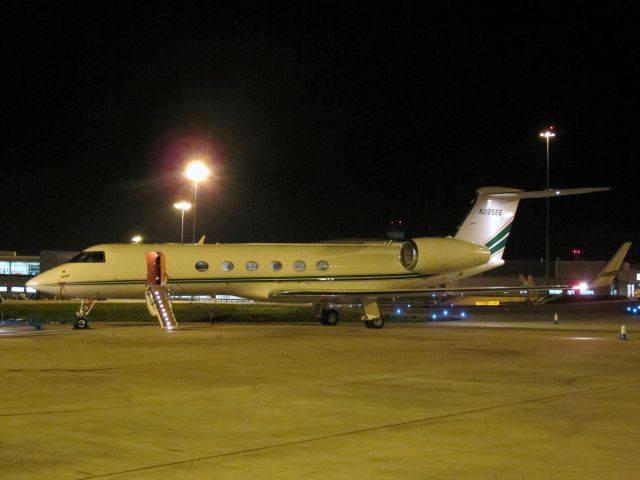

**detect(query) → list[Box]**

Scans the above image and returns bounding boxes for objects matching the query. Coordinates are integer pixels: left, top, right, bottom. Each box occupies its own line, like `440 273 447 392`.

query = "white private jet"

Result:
27 186 608 330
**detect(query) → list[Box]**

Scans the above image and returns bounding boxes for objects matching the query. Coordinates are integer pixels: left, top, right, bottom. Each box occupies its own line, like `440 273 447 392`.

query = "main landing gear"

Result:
362 300 385 329
363 317 385 329
316 301 386 329
320 308 340 326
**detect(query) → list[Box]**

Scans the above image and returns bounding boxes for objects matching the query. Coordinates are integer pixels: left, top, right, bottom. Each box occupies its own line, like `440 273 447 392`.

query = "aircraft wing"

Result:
268 285 560 304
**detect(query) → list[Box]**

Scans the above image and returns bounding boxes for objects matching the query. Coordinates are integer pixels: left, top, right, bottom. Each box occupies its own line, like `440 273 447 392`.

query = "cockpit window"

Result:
68 251 106 263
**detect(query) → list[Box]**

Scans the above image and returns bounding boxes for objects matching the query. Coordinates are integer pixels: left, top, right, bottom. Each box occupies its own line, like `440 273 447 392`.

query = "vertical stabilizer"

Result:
589 242 632 289
454 187 523 260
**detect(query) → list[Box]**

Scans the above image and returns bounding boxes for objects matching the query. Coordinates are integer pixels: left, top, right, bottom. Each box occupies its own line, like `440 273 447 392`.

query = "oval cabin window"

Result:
246 261 258 272
271 261 283 271
293 260 306 272
195 261 209 272
221 261 234 272
316 260 329 271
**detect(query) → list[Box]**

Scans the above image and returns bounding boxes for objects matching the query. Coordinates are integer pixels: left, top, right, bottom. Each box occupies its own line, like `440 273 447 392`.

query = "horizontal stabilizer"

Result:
489 187 610 199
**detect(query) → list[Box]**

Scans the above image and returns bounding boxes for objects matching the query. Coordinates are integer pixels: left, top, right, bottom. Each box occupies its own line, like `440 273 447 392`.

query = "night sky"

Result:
3 2 639 262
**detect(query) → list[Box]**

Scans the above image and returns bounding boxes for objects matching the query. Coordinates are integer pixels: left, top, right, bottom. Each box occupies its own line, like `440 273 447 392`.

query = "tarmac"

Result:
2 303 640 479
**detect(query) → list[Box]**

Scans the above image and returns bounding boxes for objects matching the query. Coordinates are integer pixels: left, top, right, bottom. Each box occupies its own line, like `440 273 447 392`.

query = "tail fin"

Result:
455 186 610 260
518 274 536 288
589 242 632 289
454 187 522 260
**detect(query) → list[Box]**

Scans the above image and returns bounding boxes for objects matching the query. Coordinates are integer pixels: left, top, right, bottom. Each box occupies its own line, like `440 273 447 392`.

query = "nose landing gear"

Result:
74 299 96 329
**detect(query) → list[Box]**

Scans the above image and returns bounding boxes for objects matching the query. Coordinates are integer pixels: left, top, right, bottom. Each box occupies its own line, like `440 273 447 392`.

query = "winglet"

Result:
197 235 206 245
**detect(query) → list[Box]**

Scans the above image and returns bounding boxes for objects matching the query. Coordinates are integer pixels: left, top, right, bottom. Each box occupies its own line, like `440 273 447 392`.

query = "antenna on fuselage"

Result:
386 219 405 241
197 235 206 245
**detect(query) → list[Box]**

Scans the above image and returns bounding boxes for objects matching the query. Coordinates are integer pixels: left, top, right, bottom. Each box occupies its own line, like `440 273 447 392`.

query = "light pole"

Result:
173 201 192 243
185 160 210 243
539 127 556 285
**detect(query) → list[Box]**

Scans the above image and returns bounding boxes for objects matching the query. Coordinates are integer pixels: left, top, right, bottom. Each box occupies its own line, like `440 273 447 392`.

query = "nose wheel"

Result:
73 318 89 329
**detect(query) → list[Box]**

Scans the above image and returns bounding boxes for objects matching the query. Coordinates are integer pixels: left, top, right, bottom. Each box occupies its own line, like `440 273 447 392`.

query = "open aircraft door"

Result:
146 251 167 286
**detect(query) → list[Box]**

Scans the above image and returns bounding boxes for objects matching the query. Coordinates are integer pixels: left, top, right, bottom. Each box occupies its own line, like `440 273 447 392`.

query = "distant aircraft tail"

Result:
518 274 536 288
454 186 610 260
589 242 632 289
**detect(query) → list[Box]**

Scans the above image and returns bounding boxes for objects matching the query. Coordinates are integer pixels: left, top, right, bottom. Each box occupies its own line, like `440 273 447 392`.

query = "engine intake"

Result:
400 237 490 273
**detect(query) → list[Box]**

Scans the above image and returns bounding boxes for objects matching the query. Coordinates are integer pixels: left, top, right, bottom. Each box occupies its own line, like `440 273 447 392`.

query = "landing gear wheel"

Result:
320 309 339 326
364 317 385 329
73 318 89 329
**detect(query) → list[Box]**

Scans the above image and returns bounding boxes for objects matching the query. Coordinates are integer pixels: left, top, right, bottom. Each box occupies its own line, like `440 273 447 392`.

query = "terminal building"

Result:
1 249 639 301
0 251 76 298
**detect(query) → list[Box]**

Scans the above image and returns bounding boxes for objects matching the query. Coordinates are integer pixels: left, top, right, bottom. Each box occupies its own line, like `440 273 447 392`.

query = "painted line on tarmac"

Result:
75 378 640 479
0 404 135 418
0 331 67 337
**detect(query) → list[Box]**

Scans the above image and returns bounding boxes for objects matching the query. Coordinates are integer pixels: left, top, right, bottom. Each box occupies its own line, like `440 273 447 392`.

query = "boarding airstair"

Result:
145 251 179 331
145 285 179 331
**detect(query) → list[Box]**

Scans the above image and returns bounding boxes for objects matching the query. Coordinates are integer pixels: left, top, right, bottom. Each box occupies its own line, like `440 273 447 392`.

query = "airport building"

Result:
0 250 76 299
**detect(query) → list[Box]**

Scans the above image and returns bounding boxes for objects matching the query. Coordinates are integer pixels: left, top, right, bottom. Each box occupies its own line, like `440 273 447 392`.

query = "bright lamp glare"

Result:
174 201 192 211
185 160 210 183
539 128 556 138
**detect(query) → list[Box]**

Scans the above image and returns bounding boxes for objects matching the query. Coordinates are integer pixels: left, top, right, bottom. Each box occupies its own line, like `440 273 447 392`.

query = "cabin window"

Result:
195 261 209 272
246 261 258 272
293 260 306 272
221 261 234 272
316 260 329 271
68 251 106 263
270 261 282 271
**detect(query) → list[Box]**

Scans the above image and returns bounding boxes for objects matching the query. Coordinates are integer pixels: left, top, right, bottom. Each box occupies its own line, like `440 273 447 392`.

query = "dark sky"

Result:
2 2 638 262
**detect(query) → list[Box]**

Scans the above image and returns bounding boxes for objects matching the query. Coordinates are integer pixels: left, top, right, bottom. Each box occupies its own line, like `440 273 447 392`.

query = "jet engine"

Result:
399 237 490 274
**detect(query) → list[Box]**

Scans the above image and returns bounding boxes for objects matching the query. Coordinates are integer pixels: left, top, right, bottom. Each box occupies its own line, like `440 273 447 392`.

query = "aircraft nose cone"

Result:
26 276 38 288
25 270 60 295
